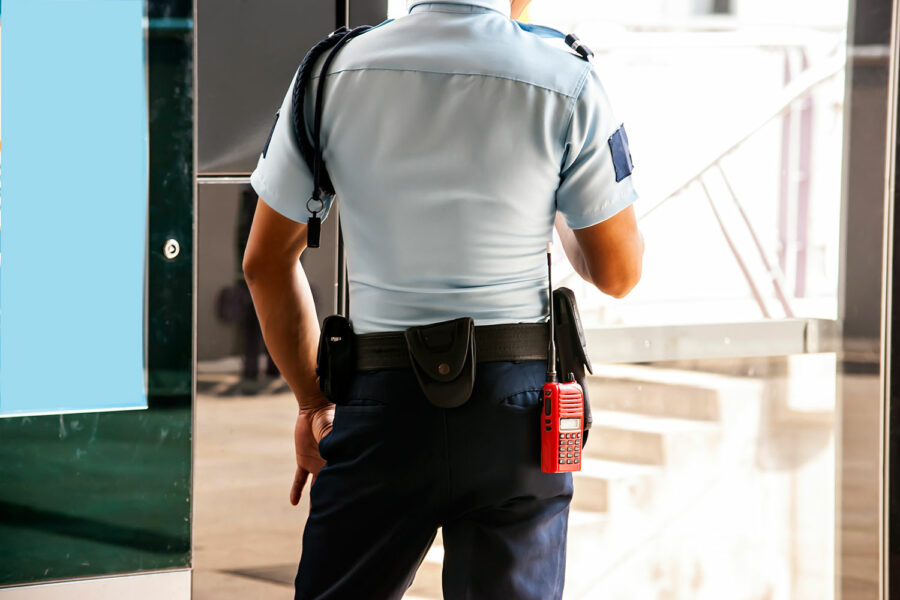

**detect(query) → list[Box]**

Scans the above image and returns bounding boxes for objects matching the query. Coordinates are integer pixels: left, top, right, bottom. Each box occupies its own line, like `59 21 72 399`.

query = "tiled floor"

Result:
192 384 303 600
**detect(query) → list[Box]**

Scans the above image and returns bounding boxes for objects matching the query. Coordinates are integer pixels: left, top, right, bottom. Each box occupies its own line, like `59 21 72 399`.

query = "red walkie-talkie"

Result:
541 243 585 473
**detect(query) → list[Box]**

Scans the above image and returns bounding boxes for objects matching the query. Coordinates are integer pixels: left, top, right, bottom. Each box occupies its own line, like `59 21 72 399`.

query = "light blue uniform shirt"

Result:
251 0 638 334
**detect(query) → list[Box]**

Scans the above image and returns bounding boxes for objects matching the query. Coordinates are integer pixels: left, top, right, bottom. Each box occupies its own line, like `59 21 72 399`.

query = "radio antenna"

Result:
546 243 557 383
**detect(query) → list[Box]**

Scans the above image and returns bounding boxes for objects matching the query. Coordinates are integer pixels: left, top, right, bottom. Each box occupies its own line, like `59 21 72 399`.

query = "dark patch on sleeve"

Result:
608 125 634 182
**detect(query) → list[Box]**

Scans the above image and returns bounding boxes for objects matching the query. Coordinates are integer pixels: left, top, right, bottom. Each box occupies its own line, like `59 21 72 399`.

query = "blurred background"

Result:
0 0 897 599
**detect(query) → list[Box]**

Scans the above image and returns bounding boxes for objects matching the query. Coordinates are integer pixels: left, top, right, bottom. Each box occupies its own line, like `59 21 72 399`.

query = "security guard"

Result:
242 0 644 598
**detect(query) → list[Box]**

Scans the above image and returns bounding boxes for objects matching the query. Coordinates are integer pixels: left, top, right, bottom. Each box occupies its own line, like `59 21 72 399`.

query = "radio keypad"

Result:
558 438 581 465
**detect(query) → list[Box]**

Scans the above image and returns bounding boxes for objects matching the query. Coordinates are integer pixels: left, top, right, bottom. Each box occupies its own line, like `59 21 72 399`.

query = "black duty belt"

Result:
355 323 549 371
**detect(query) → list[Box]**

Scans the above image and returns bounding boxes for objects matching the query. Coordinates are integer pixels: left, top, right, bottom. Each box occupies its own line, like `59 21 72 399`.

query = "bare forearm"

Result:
245 261 324 409
554 213 592 283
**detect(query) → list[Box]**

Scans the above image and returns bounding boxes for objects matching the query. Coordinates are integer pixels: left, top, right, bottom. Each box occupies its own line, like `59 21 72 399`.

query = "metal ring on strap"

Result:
307 197 326 214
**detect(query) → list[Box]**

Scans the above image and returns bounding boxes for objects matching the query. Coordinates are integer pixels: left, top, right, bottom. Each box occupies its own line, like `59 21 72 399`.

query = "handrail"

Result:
639 53 846 221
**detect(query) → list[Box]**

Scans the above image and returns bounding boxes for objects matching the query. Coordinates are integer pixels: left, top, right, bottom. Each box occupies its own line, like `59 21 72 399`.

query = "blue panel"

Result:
1 0 147 415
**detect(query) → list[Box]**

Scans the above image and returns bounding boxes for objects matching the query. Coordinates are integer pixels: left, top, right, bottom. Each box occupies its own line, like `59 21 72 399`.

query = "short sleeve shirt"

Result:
251 0 638 333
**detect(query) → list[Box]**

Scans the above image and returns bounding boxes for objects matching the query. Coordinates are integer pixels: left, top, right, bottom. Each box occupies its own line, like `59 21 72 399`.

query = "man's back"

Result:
251 0 638 333
243 3 643 598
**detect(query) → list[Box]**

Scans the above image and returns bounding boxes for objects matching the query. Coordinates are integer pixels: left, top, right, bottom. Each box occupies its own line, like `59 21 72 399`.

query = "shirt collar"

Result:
408 0 511 17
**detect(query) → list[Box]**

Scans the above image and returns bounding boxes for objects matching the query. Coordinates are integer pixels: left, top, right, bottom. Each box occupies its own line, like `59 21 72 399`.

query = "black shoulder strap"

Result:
291 26 372 207
290 25 371 321
291 27 347 196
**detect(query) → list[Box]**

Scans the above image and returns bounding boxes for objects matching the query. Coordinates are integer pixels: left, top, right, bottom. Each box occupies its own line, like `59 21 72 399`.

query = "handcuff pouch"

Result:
404 317 476 408
316 314 356 405
553 287 594 446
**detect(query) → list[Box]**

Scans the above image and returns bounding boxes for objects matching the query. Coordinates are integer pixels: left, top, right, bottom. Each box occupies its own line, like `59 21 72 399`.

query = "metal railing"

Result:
637 53 846 318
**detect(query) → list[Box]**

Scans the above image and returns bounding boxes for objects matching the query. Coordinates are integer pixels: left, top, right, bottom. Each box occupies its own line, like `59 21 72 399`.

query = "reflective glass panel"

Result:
0 0 194 584
536 0 847 327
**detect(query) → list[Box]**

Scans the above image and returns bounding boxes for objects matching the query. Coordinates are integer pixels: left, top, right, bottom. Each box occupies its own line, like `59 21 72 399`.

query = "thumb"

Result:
290 466 309 506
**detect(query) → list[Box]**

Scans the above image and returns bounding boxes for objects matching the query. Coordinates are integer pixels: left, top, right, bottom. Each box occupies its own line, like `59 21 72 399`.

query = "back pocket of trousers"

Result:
500 388 543 410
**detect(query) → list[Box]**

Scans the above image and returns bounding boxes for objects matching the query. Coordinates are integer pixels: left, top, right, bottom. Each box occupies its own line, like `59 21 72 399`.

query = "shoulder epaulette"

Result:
563 33 594 61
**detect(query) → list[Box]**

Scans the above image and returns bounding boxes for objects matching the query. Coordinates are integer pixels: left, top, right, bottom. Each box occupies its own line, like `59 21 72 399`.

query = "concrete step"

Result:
585 365 768 458
586 364 765 423
586 373 720 422
571 458 661 514
584 409 722 466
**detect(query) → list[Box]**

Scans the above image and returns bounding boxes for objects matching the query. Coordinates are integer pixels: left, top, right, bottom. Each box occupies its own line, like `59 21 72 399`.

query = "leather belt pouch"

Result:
404 317 476 408
316 314 356 405
553 287 594 446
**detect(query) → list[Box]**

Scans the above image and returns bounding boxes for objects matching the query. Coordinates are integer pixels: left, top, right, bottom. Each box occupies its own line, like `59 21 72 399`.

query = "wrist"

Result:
298 393 332 413
296 375 332 411
300 402 335 444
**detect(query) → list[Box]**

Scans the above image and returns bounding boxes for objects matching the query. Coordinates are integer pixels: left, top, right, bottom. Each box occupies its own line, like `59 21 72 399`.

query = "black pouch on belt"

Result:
404 317 476 408
552 287 594 447
316 315 356 405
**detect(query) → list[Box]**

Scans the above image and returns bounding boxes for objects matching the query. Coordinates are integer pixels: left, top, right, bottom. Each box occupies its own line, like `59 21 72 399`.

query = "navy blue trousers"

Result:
295 360 573 599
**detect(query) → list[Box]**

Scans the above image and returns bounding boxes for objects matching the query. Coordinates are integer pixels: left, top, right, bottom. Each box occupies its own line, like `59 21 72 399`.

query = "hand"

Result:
289 401 335 506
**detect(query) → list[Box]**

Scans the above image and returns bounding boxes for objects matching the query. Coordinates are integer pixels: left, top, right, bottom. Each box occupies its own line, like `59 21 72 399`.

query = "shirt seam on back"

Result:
554 64 591 212
562 63 593 145
312 67 581 99
558 64 592 164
